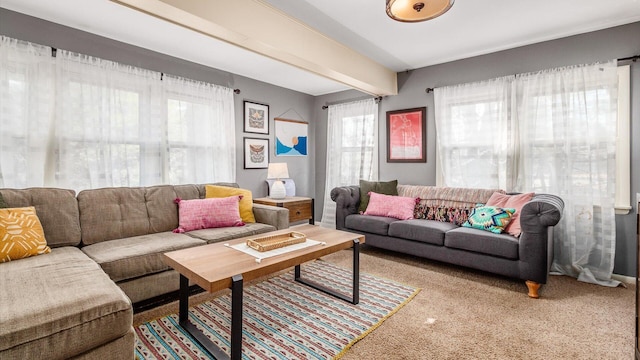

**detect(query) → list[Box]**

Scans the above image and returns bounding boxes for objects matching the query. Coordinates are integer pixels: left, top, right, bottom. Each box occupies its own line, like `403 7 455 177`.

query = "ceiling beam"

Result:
111 0 398 96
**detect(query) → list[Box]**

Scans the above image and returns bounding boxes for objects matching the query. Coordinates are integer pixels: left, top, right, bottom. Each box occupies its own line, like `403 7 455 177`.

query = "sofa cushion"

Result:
363 192 417 220
205 184 256 223
186 222 275 244
462 205 515 234
173 184 206 201
175 196 244 233
388 219 457 246
414 205 472 226
78 187 150 245
486 192 534 237
0 188 81 247
0 247 132 358
345 214 398 236
81 232 205 282
145 185 180 233
444 227 519 259
358 179 398 213
0 206 51 262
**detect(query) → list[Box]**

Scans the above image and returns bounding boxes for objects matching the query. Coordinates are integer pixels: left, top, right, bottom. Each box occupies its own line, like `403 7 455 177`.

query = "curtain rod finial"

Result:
233 89 241 94
426 88 434 94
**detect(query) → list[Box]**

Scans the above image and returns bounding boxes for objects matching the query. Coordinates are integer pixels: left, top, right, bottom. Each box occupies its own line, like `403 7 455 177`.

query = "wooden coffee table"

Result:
163 224 365 360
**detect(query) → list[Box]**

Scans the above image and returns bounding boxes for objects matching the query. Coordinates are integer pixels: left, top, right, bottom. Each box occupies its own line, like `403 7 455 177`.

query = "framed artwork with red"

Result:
386 107 426 163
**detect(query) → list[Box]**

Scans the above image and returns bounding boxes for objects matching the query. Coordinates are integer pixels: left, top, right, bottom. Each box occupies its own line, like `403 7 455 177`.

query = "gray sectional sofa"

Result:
331 184 564 298
0 183 288 359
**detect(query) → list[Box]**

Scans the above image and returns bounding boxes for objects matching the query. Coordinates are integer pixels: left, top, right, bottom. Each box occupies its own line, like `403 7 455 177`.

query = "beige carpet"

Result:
134 247 634 359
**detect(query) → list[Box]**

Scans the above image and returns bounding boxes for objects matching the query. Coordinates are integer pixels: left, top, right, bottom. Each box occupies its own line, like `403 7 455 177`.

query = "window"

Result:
0 36 235 191
338 114 377 185
434 61 626 285
320 98 378 228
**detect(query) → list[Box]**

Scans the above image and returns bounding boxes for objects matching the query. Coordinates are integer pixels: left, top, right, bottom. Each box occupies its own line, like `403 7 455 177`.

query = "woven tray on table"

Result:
246 231 307 252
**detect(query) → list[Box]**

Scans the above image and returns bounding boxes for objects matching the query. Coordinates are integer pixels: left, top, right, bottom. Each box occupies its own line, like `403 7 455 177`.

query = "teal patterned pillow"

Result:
462 205 515 234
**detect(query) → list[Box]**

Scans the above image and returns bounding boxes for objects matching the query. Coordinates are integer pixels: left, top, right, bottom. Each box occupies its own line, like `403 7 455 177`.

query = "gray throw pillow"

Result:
358 179 398 213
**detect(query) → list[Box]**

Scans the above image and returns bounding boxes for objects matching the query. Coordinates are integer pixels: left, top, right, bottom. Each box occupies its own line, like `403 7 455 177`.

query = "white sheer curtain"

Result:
434 61 620 286
320 99 378 228
157 75 235 184
517 61 619 286
0 35 235 192
434 76 515 189
55 50 165 190
0 36 54 188
55 51 236 190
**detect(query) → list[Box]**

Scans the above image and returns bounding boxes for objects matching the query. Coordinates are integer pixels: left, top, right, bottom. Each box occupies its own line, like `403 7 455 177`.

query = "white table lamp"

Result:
267 163 289 199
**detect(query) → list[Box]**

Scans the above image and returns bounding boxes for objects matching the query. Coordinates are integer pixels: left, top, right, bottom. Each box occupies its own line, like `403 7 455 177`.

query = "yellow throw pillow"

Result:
0 206 51 263
205 185 256 223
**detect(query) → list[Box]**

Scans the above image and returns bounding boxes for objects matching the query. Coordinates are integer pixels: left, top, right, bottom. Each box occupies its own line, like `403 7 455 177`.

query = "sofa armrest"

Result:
518 194 564 283
520 194 564 232
253 203 289 230
330 186 360 230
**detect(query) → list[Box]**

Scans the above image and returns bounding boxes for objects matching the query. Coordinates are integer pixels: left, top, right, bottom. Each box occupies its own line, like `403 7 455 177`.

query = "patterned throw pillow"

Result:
0 206 51 263
414 204 471 226
359 180 398 214
437 207 472 226
413 202 431 219
174 196 245 233
486 192 534 237
363 192 418 220
462 205 515 234
205 185 255 223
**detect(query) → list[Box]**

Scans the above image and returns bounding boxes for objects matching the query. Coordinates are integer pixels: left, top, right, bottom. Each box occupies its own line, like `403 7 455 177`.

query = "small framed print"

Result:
386 107 427 163
244 137 269 169
244 100 269 134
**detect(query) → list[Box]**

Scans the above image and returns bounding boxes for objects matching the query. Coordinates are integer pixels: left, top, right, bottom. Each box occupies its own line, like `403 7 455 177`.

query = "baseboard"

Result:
611 273 635 284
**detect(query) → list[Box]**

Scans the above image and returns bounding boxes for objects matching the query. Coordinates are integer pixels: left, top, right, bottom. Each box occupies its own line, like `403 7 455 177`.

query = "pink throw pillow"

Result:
486 192 534 237
363 192 418 220
174 196 245 233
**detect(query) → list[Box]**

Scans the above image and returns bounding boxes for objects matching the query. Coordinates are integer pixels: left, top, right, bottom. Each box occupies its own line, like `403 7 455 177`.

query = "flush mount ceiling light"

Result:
386 0 455 22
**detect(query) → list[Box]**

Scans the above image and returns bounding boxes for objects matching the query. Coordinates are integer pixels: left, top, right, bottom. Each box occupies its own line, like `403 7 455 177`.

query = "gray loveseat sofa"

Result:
0 183 288 359
331 184 564 298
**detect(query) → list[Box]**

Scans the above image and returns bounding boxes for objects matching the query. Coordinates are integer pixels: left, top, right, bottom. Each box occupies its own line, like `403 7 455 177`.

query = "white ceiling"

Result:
2 0 640 96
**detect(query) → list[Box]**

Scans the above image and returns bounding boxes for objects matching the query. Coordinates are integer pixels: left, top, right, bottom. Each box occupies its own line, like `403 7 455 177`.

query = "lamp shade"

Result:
386 0 454 22
267 163 289 179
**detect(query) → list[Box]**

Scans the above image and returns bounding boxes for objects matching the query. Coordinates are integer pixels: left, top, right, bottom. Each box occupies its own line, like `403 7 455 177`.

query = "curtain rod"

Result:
51 47 241 93
424 54 640 94
321 96 382 110
618 54 639 62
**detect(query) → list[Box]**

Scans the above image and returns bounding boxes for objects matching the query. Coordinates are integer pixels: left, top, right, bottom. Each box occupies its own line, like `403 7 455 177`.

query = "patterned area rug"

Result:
135 260 420 359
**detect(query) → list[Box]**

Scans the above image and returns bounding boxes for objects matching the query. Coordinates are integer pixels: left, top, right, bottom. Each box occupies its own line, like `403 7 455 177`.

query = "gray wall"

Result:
314 22 640 277
0 8 316 199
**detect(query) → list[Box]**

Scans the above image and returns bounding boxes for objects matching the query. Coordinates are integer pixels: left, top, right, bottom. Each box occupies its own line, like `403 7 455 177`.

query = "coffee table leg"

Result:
352 239 360 304
230 274 243 360
179 274 189 323
178 274 244 360
295 238 360 305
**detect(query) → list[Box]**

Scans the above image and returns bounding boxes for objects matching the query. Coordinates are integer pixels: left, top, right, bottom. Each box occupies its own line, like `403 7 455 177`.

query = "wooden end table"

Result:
253 196 314 224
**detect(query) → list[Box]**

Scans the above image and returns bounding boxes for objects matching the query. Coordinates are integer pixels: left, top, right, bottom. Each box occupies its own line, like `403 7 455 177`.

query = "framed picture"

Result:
243 137 269 169
275 118 308 156
386 107 427 163
244 100 269 134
